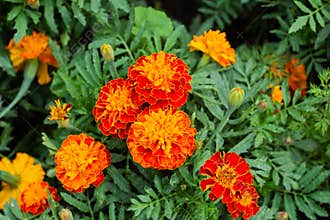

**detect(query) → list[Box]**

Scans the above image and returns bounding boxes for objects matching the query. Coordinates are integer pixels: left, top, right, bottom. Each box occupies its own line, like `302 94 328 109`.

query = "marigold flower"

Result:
199 151 253 201
188 30 235 67
224 183 260 219
20 181 59 215
127 108 196 170
93 78 141 138
285 55 307 94
49 99 72 121
271 85 283 104
0 153 45 209
54 133 111 192
6 32 58 85
127 51 192 109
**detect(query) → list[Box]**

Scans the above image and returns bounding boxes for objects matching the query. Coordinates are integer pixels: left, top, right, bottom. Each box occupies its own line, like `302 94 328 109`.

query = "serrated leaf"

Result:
281 81 290 107
309 15 316 32
314 24 330 49
109 166 131 193
91 0 100 12
60 192 89 212
272 170 280 186
44 0 58 34
178 167 195 186
13 12 27 43
288 108 305 122
230 133 256 154
289 15 308 33
309 191 330 204
299 165 323 188
151 201 160 220
284 194 297 220
72 3 86 25
271 192 282 213
109 202 116 220
304 196 328 217
111 0 129 13
303 171 330 193
294 1 312 13
164 25 184 51
7 198 23 219
315 12 325 27
164 199 173 219
295 195 316 220
7 6 21 21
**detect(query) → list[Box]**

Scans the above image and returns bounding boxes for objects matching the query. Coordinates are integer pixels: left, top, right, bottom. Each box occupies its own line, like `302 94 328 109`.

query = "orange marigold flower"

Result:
6 32 58 85
20 181 59 215
199 151 253 201
271 85 283 104
49 99 72 121
93 78 141 138
224 183 260 219
188 30 235 67
127 51 192 109
127 108 196 170
285 55 307 94
0 153 45 209
54 133 111 192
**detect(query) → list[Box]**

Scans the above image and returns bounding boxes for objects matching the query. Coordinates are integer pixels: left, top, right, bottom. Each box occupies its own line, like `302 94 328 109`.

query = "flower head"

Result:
224 183 260 219
48 99 72 128
199 151 253 201
127 108 196 170
285 55 307 94
93 78 141 138
54 133 111 192
271 85 283 104
188 30 235 67
20 181 59 215
0 153 45 209
6 32 58 85
127 51 192 109
228 87 245 108
100 44 114 62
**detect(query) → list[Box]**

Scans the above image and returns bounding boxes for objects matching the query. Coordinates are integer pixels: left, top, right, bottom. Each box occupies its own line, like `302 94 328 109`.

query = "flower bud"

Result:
275 211 288 220
58 208 73 220
26 0 39 9
258 100 268 111
228 87 244 108
100 44 114 62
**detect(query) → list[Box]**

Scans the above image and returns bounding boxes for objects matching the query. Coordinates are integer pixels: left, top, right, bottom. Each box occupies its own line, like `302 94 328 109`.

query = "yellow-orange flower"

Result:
48 99 72 121
188 30 235 67
20 181 59 215
0 153 45 209
93 78 141 138
271 85 283 104
285 55 307 94
127 51 192 109
6 32 58 85
127 108 196 170
54 133 111 192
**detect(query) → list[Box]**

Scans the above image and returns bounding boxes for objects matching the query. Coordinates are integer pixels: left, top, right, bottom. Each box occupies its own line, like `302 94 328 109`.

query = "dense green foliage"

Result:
0 0 329 219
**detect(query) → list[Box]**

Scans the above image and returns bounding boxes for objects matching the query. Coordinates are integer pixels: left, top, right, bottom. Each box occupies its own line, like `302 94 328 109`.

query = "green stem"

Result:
0 170 19 188
110 61 119 79
0 59 38 119
205 107 236 149
117 34 134 62
87 192 95 220
196 54 210 69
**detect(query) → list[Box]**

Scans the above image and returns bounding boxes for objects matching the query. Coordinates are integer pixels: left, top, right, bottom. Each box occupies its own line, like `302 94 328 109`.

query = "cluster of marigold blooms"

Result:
1 30 260 219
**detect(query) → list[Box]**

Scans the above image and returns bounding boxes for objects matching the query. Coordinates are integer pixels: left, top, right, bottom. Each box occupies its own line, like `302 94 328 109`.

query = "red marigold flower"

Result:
200 151 253 201
127 108 196 170
54 133 111 192
224 183 260 219
284 55 307 94
93 78 141 138
127 51 192 109
20 181 59 215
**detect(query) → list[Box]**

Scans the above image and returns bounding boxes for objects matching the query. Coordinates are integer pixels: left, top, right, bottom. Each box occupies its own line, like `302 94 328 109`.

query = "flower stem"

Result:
0 59 38 119
196 54 210 69
0 170 19 188
110 61 119 79
86 192 95 220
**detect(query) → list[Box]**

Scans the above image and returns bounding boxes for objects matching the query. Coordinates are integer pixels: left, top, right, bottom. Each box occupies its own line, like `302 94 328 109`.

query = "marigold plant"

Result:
20 181 59 215
54 133 111 192
6 31 58 85
93 78 141 138
0 153 45 209
127 51 192 109
188 29 235 67
127 108 196 170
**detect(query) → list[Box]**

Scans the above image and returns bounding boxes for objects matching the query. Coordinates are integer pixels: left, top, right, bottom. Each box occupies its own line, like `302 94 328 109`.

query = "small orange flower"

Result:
20 181 59 215
0 153 45 209
271 85 283 104
54 133 111 192
93 78 142 138
127 108 196 170
199 151 253 201
285 55 307 94
188 30 235 67
6 32 58 85
224 183 260 219
127 51 192 109
49 99 72 121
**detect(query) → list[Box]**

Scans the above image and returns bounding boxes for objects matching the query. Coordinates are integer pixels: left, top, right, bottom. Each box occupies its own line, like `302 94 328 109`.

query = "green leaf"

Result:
281 81 290 107
109 202 116 220
13 12 27 43
7 198 23 219
179 167 195 186
60 192 89 212
314 24 330 49
151 201 160 220
7 6 21 21
111 0 129 13
308 15 316 32
91 0 100 12
303 171 330 193
304 196 328 217
308 0 322 9
72 2 86 25
44 0 58 34
230 133 256 154
289 15 308 33
25 9 41 24
294 1 312 13
288 108 305 122
133 6 173 37
164 25 184 51
315 12 325 27
41 132 58 151
272 170 280 186
299 165 323 188
164 199 173 219
309 191 330 204
284 194 297 220
271 192 282 213
109 166 131 193
295 195 316 220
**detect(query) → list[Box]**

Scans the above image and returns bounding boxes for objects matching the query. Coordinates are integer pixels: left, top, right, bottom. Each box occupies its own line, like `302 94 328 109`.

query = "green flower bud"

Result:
100 43 114 62
228 87 244 108
275 211 288 220
58 208 73 220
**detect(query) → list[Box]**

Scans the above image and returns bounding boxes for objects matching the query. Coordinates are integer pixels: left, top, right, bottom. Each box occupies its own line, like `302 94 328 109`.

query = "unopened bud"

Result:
285 136 292 145
26 0 39 9
228 87 244 108
275 211 288 220
100 44 114 62
258 100 268 111
58 208 73 220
